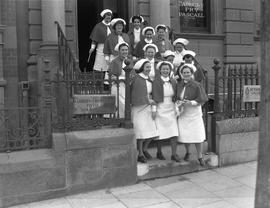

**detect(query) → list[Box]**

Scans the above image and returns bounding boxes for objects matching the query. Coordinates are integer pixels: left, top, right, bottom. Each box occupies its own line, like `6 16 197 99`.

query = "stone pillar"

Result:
150 0 171 27
254 1 270 208
41 0 65 44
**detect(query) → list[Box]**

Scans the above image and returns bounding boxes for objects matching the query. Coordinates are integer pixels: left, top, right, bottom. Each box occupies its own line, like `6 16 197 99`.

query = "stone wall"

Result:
216 117 259 166
224 0 256 63
1 0 19 109
0 128 137 208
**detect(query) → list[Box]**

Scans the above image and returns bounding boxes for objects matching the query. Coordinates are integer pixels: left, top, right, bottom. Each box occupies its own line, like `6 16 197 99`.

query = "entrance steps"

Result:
137 143 217 180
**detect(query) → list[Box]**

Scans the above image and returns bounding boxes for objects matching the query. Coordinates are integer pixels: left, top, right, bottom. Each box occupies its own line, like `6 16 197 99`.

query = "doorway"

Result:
77 0 129 71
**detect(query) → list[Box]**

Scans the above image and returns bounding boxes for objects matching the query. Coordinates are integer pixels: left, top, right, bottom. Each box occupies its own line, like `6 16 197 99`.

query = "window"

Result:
179 0 210 33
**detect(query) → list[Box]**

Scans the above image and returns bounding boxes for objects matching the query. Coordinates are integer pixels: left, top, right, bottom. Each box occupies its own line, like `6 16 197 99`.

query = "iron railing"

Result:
0 107 51 152
55 22 131 131
213 60 259 119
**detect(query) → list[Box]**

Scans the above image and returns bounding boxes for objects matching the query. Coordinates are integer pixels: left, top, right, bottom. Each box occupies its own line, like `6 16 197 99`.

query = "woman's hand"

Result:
148 99 156 105
183 100 192 106
176 100 185 107
110 75 117 81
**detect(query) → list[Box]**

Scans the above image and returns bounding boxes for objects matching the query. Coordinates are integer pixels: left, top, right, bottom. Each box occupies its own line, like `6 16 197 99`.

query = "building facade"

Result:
0 0 261 109
0 1 261 207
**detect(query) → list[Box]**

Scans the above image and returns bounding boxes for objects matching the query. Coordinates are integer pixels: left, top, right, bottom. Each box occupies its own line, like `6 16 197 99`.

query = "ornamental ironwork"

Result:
0 107 51 152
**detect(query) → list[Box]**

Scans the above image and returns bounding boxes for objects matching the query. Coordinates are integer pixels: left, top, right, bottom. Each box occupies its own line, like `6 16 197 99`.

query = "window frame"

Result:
179 0 211 33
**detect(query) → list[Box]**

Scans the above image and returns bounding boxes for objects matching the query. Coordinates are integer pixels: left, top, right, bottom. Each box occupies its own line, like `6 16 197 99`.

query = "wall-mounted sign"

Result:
179 0 205 18
73 94 116 114
178 0 209 32
243 85 261 102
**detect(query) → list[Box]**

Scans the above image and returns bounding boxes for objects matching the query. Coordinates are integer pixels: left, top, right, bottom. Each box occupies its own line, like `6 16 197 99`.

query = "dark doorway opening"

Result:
77 0 129 71
77 0 102 71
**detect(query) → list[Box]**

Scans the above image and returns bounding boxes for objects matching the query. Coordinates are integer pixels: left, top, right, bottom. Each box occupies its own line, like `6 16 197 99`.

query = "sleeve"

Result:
103 35 111 56
123 33 132 55
108 59 121 76
194 83 208 105
171 79 177 102
151 80 158 102
194 65 205 83
89 24 99 42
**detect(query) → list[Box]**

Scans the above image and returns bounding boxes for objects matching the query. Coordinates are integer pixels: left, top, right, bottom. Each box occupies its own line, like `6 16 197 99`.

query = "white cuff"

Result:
91 44 96 50
151 105 157 112
190 100 198 106
105 56 110 61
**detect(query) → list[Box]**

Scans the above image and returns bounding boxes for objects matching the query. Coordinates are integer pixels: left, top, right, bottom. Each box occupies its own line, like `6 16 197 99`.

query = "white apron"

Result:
93 44 108 72
177 104 205 143
111 62 126 118
111 82 125 118
132 104 159 139
155 82 179 140
132 78 158 139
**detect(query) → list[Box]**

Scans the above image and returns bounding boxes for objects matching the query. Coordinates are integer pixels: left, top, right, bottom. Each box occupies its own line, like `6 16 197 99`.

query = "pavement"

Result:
10 161 257 208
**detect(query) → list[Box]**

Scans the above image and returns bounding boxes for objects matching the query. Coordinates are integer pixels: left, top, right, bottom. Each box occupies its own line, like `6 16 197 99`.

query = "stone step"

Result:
137 143 218 180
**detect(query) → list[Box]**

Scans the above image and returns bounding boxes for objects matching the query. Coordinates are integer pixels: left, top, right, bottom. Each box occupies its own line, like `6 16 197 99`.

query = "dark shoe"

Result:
184 152 191 161
198 157 206 166
143 151 152 159
171 154 181 162
138 155 147 163
157 152 166 160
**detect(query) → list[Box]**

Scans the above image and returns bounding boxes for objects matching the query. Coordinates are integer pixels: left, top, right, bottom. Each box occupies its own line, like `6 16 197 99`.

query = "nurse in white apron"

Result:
131 59 159 163
152 61 180 162
176 64 208 166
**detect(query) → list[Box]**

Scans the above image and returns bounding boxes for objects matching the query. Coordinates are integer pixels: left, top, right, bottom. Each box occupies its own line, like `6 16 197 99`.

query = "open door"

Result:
77 0 129 71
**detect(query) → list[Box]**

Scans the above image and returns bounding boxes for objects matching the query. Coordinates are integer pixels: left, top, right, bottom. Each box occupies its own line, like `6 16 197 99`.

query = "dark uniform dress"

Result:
90 21 111 71
176 79 208 143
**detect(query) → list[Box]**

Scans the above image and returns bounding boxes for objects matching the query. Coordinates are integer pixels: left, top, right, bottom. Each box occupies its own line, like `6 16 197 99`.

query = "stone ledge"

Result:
0 149 64 173
218 131 258 153
66 128 135 150
219 149 257 166
216 117 259 134
138 160 210 180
